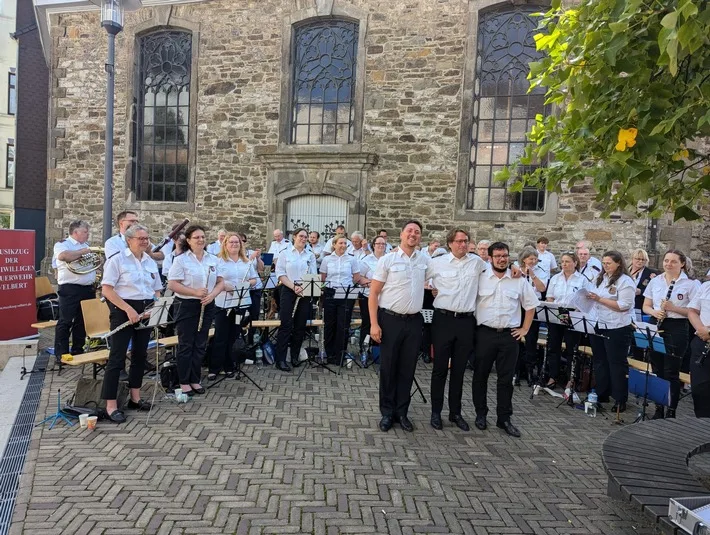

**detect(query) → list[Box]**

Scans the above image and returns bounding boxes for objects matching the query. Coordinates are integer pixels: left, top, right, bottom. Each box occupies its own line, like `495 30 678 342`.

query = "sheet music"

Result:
143 296 175 327
569 288 593 314
215 283 252 309
568 310 606 333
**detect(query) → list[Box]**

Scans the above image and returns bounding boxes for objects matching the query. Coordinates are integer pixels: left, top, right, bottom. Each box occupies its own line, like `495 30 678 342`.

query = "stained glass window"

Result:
134 30 191 202
467 7 547 212
291 20 358 145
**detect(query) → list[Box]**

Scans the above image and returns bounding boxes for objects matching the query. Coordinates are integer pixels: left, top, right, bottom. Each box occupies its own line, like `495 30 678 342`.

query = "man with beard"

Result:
369 220 429 432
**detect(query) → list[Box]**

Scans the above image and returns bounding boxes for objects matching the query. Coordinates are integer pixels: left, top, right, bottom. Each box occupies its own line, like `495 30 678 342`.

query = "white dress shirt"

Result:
422 247 448 259
160 241 175 276
588 273 635 328
322 237 353 256
268 239 291 256
359 254 382 297
536 250 557 274
372 249 430 315
206 240 222 256
689 281 710 326
245 249 264 290
275 245 317 283
215 256 257 309
321 252 359 288
53 237 95 286
101 248 162 300
426 253 486 313
523 264 550 299
105 233 159 260
579 259 603 282
476 268 540 329
168 250 219 299
643 272 699 319
547 271 587 307
351 247 368 262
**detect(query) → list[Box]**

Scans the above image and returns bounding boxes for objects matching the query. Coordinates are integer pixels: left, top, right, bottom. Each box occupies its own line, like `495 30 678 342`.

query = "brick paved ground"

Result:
10 332 689 535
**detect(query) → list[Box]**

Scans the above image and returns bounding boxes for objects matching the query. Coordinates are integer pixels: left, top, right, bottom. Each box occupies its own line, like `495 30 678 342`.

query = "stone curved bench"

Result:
602 418 710 534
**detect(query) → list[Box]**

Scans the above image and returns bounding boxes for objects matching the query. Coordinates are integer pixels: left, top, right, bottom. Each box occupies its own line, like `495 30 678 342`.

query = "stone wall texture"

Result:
44 0 709 273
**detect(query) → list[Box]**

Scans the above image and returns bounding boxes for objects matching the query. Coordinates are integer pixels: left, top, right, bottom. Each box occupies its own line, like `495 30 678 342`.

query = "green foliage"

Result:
0 214 10 229
499 0 710 221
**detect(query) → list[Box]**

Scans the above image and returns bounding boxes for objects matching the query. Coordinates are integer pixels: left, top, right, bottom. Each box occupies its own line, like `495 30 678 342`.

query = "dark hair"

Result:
596 250 626 288
488 241 509 257
292 227 308 238
401 220 423 232
68 219 88 235
116 210 138 226
536 236 549 245
309 230 320 239
663 249 688 273
446 228 470 246
183 224 206 252
378 229 388 235
560 251 580 271
335 224 345 231
372 235 387 245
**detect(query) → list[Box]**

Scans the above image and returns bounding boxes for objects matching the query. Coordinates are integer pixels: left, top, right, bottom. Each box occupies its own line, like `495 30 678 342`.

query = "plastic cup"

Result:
87 416 98 430
79 414 89 428
175 388 183 398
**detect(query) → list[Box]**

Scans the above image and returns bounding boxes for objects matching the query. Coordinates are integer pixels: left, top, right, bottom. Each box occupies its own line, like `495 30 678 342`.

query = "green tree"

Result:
499 0 710 220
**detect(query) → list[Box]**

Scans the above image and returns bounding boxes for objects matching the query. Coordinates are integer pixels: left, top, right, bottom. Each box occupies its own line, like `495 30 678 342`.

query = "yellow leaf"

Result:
615 128 638 151
703 166 710 176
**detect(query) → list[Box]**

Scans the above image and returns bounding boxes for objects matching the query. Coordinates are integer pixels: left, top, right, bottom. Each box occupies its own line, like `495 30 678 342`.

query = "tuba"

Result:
67 247 105 275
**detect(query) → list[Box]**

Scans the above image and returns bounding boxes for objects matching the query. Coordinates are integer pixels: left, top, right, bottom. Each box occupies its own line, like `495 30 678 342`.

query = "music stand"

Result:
530 303 573 400
293 277 331 379
630 321 669 422
134 296 180 425
328 284 362 375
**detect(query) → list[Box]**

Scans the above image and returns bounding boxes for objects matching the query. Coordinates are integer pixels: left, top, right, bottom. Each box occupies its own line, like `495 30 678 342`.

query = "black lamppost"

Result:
93 0 142 242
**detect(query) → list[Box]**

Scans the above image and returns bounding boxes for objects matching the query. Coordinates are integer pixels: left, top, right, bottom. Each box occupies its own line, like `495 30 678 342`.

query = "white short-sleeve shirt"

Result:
588 273 635 328
168 250 219 299
321 252 359 288
426 253 486 313
53 237 95 286
372 249 430 315
101 248 162 300
275 246 317 283
643 272 699 319
547 271 587 307
476 269 540 329
536 250 557 274
689 281 710 326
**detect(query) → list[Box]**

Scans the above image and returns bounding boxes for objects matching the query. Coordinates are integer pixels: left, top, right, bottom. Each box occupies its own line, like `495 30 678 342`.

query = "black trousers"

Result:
101 299 153 400
54 283 95 357
431 311 475 415
358 296 371 350
175 298 216 384
546 324 581 381
420 290 435 356
211 307 247 374
324 290 355 358
690 336 710 418
520 320 541 376
650 318 688 410
473 326 518 423
589 325 632 403
246 289 262 344
378 310 423 417
275 287 311 364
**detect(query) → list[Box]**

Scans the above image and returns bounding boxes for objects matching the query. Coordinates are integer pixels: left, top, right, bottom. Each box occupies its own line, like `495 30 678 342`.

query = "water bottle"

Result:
255 347 263 361
587 390 598 417
360 350 368 367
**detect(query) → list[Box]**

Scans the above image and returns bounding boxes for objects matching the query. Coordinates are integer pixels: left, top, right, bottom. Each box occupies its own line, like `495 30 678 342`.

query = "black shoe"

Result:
421 352 432 364
475 415 487 431
291 359 302 368
666 408 676 419
527 377 535 388
546 381 557 390
449 414 470 431
226 371 235 378
207 373 217 381
611 402 626 413
399 416 414 432
192 386 206 395
126 399 152 411
181 388 195 397
651 406 665 420
497 420 521 438
379 415 393 432
276 361 292 372
106 409 126 423
119 370 129 382
430 413 443 430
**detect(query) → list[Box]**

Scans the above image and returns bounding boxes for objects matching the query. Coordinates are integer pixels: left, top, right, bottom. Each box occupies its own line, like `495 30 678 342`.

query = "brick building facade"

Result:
34 0 709 272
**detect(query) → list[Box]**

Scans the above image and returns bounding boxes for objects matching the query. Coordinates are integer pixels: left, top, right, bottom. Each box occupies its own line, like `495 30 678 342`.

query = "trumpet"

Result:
67 247 105 275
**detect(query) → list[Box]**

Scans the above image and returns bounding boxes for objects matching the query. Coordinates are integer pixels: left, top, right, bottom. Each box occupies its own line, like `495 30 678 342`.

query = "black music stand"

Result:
530 303 572 400
329 284 361 375
293 278 332 379
630 321 667 423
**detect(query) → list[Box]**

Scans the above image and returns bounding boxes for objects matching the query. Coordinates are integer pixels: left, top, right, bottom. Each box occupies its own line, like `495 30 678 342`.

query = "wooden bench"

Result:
31 320 58 330
627 358 691 385
602 418 710 534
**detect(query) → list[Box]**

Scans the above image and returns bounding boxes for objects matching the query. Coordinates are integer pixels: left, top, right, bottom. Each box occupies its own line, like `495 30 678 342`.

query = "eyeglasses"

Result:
452 239 469 244
492 254 510 259
131 237 150 242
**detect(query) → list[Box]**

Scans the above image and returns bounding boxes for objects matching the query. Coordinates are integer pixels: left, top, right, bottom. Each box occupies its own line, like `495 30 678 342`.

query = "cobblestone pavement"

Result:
10 333 683 535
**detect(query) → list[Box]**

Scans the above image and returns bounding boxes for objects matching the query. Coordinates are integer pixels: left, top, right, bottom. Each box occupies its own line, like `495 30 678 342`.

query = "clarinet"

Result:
656 278 676 330
695 327 710 365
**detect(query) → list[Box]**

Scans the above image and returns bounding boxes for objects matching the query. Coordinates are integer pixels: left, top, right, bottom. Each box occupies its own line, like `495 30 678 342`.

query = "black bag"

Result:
37 295 59 321
232 337 249 365
160 360 180 391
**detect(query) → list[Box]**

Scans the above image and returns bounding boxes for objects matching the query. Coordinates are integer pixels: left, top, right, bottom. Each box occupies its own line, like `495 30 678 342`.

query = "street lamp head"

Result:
90 0 142 35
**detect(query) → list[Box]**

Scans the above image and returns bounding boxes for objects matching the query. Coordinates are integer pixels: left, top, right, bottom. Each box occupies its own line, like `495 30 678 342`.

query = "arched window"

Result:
133 30 192 202
467 7 547 211
290 19 358 145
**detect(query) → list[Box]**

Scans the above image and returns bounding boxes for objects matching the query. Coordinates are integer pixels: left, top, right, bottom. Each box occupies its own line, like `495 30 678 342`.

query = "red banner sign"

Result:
0 230 36 340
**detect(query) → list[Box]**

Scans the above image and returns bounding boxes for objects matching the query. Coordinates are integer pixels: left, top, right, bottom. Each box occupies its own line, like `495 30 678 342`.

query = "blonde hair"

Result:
218 232 248 262
630 248 649 263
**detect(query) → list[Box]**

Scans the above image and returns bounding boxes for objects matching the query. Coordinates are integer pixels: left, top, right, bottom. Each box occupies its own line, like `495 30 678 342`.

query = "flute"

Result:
197 265 213 332
656 278 676 330
292 283 302 319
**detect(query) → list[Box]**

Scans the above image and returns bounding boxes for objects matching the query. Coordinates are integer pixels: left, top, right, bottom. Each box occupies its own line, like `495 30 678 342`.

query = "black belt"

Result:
380 308 420 319
478 324 512 332
435 308 475 318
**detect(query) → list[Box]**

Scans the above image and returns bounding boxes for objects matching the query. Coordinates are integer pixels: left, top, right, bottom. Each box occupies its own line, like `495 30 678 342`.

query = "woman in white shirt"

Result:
517 247 548 387
688 281 710 417
358 236 387 352
586 251 635 413
642 249 698 419
209 233 257 381
321 236 364 364
168 225 224 396
544 252 586 389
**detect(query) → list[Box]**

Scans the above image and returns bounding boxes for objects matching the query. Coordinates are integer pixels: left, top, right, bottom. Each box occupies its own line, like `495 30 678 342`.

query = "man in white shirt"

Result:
349 231 368 260
577 246 602 282
369 220 430 433
426 228 486 431
473 241 539 438
267 229 291 257
535 236 557 275
52 220 97 362
104 210 164 262
476 240 491 263
206 229 227 256
422 235 447 259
